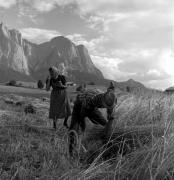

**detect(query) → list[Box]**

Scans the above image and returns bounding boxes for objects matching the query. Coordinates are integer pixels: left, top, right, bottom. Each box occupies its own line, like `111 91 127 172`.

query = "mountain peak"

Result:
0 22 3 27
126 79 144 86
0 22 10 38
77 44 88 52
0 24 104 83
0 23 23 45
51 36 72 44
77 44 85 48
127 79 135 83
0 22 5 28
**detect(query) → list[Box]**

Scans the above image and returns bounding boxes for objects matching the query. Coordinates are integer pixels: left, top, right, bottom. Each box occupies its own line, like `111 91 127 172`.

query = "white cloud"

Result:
17 5 39 23
16 0 75 12
31 0 56 12
20 28 61 44
159 50 174 77
3 0 173 18
146 78 173 90
66 34 86 44
67 33 108 55
86 16 105 32
66 34 97 54
5 0 170 14
76 1 173 51
13 0 174 89
65 30 174 89
91 55 138 81
75 1 173 90
0 0 16 8
91 55 121 80
89 48 173 89
147 69 161 77
76 0 173 15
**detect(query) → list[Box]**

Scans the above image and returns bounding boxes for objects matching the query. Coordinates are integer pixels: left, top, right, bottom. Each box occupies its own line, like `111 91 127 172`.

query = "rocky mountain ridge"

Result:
0 23 103 83
0 23 149 93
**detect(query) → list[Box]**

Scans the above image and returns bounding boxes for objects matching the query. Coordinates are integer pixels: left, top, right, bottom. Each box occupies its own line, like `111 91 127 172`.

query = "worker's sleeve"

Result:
107 108 114 120
106 97 117 120
80 102 87 119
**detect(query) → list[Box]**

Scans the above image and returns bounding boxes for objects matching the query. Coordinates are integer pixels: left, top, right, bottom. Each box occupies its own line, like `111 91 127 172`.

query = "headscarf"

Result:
49 66 59 78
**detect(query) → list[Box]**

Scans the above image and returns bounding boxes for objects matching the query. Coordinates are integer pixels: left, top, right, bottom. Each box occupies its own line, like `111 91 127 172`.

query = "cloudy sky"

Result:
0 0 173 89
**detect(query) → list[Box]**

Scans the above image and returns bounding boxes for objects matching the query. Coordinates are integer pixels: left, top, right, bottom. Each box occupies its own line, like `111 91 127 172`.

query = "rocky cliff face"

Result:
0 23 30 76
0 23 104 83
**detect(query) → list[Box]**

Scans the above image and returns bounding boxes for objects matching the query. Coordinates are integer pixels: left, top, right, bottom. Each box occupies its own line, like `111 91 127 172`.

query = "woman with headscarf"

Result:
46 66 71 130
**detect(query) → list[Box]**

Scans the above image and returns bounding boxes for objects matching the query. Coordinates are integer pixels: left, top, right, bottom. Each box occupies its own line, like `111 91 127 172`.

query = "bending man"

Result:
69 84 117 156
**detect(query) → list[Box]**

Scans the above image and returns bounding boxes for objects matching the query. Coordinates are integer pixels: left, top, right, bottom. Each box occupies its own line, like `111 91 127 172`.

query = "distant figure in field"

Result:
108 81 115 91
68 83 117 156
46 66 71 129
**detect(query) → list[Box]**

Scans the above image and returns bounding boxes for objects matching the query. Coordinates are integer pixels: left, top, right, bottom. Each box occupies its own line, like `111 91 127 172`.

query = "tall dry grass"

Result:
114 90 174 127
1 90 174 179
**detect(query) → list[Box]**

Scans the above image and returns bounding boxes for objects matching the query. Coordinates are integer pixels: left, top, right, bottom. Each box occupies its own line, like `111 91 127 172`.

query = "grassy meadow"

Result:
0 83 174 179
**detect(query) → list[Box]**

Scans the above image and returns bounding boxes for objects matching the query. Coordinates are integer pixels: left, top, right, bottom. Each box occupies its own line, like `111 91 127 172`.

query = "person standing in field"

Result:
46 65 71 130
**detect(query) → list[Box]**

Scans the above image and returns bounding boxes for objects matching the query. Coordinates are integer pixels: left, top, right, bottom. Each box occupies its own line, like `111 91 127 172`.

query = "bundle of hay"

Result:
15 101 25 106
82 125 164 162
4 99 14 105
86 125 164 142
24 104 36 114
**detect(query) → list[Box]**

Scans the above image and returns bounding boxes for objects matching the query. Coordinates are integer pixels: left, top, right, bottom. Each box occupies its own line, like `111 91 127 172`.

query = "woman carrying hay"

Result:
46 65 71 130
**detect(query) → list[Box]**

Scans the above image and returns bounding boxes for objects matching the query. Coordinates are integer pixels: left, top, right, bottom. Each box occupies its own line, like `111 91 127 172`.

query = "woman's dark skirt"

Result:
49 89 71 119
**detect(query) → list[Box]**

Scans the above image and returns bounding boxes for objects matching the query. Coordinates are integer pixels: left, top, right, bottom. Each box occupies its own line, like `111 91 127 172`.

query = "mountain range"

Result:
0 23 103 83
0 23 149 92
